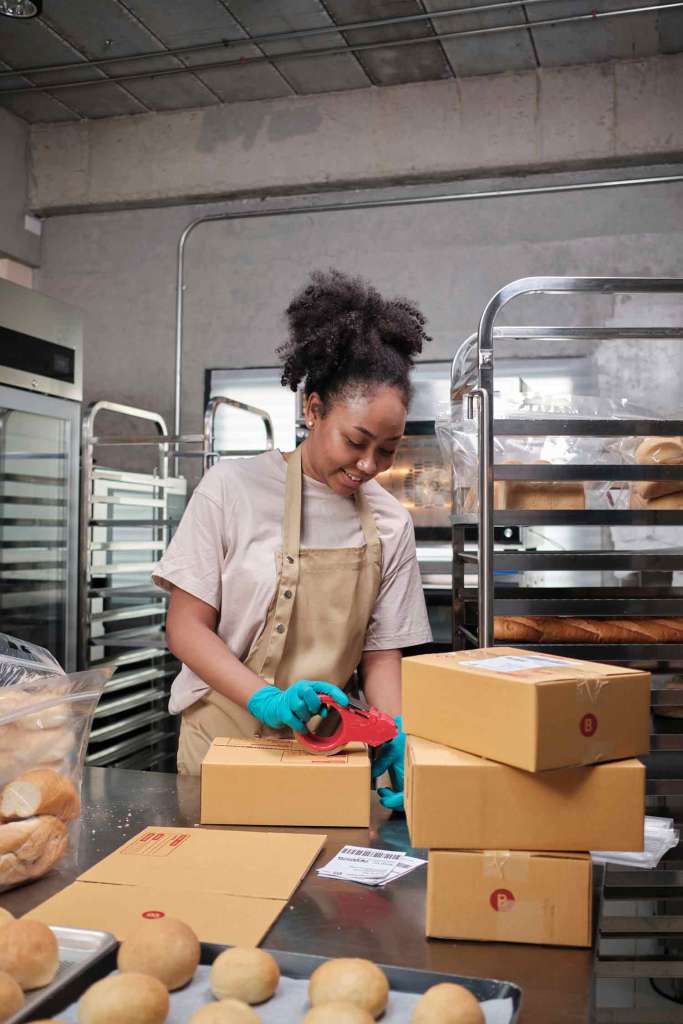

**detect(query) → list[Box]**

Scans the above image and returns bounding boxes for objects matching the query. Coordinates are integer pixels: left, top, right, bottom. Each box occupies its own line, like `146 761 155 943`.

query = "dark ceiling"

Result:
0 0 681 124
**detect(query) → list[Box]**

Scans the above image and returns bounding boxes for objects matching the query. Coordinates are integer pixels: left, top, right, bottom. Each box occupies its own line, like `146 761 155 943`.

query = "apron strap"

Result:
283 444 304 556
285 444 381 555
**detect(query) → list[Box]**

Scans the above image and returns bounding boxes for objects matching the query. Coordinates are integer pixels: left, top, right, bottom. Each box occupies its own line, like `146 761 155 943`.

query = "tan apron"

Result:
177 445 382 774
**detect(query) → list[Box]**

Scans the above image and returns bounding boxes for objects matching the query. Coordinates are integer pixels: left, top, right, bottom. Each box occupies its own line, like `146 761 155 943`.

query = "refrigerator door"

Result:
0 385 79 670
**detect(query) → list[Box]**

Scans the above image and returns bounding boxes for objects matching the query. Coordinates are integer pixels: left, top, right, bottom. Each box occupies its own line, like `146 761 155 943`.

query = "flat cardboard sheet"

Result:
403 646 650 772
201 737 370 826
27 826 325 945
406 735 645 852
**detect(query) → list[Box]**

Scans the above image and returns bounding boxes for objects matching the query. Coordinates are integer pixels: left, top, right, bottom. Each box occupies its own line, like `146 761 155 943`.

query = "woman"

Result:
153 269 432 809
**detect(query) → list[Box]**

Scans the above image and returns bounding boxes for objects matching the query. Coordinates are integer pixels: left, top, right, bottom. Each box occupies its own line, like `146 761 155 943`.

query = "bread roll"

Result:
0 969 24 1019
411 983 484 1024
308 959 389 1019
210 948 279 1005
0 919 58 989
0 769 79 823
78 972 169 1024
0 730 74 786
635 437 683 465
117 917 200 990
188 1001 261 1024
303 1003 375 1023
0 816 68 887
18 695 71 732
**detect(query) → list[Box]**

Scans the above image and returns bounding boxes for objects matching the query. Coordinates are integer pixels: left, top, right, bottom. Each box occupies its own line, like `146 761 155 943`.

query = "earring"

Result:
307 421 313 428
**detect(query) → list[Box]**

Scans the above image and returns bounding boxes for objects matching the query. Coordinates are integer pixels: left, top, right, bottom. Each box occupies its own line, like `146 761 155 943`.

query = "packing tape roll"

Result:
482 850 531 882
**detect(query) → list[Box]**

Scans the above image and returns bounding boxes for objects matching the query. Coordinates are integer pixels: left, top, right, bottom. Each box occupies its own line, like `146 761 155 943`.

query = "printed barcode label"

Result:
352 849 401 859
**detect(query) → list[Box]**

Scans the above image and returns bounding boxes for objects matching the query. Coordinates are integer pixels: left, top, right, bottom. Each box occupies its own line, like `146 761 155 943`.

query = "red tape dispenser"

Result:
297 694 397 755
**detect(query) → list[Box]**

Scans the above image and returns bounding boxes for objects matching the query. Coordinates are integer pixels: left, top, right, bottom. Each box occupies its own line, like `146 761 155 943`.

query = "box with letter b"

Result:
402 647 650 772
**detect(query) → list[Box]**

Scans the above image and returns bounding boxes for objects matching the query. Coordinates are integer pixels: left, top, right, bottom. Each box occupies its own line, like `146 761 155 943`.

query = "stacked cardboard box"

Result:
402 647 650 947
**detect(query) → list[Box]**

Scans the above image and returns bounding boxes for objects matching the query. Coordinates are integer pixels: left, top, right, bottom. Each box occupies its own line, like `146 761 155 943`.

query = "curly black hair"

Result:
277 269 430 408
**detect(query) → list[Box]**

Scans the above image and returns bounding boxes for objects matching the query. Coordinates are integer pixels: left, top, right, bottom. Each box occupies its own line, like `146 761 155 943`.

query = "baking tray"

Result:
9 926 117 1024
15 941 522 1023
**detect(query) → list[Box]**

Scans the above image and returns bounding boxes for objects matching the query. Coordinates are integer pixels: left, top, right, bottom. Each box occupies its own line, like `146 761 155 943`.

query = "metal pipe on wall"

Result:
173 170 683 438
3 2 682 95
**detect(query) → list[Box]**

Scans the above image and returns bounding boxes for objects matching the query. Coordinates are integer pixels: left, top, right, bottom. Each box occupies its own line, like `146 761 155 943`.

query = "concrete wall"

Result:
0 107 41 267
35 168 683 467
28 51 683 481
29 53 683 214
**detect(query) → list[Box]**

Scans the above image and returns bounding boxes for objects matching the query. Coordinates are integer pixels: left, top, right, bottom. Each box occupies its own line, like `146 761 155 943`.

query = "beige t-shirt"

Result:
153 450 432 713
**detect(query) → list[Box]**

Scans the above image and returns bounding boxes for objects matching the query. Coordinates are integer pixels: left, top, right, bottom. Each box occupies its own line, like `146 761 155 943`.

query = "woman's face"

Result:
302 385 406 496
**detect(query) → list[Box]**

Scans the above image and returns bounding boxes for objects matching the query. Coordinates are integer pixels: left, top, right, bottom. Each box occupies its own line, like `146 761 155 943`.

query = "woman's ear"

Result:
305 393 324 429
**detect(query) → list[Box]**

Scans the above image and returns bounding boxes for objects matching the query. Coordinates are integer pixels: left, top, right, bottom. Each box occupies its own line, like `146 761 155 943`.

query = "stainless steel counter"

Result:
1 767 598 1024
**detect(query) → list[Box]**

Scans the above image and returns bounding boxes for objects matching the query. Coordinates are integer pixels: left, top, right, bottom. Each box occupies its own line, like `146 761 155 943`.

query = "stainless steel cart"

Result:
451 276 683 1014
80 397 273 770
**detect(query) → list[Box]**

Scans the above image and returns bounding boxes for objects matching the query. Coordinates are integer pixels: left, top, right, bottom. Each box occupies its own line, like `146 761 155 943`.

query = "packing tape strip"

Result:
482 850 531 882
575 676 616 764
576 677 607 704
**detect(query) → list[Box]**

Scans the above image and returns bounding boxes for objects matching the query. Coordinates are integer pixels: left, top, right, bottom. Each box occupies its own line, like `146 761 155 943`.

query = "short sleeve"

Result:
152 481 232 611
363 515 432 651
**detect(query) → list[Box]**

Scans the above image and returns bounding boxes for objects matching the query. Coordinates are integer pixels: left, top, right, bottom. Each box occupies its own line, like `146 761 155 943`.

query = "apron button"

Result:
284 590 292 599
276 624 286 634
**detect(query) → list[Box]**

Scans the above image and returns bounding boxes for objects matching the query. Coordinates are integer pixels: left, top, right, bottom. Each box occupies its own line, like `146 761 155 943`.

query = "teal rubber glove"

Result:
247 680 349 734
372 715 405 811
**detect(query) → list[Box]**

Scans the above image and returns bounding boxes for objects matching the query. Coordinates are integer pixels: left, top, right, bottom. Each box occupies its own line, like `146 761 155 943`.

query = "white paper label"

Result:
466 654 564 673
317 845 426 886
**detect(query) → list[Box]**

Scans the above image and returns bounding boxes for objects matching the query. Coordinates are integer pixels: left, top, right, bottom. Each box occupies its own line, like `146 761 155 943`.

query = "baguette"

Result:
0 816 68 887
494 616 683 643
492 616 544 643
0 769 79 823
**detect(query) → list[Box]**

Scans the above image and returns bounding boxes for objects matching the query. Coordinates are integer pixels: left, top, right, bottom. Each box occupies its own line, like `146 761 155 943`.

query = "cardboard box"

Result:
426 849 592 947
27 825 325 945
406 735 645 851
403 647 650 771
201 737 370 827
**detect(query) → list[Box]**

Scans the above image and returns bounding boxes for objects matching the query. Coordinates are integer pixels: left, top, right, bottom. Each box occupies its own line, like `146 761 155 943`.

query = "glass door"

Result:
0 385 80 670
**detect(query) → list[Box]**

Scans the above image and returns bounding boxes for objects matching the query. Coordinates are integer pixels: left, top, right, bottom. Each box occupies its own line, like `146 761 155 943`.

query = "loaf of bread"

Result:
630 490 683 510
494 616 683 643
463 461 585 512
0 816 68 887
633 436 683 500
0 769 79 823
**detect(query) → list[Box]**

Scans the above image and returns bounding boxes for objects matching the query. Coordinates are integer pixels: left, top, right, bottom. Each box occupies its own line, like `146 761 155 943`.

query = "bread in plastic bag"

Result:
0 633 110 892
436 393 649 515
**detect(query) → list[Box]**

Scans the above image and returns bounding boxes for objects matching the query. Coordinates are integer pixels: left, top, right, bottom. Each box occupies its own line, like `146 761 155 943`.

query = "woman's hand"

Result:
247 680 349 733
372 716 406 811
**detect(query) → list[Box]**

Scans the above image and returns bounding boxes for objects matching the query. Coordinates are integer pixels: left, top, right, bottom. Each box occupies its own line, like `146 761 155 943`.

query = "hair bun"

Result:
278 269 430 402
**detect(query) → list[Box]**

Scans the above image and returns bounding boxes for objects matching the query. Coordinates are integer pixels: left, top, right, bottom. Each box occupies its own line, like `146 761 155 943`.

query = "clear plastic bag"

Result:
0 633 110 892
591 816 680 870
436 394 646 515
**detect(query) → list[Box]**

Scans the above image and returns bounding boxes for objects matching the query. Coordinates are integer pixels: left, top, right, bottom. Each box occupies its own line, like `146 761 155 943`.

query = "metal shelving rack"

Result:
451 277 683 1016
80 397 274 771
